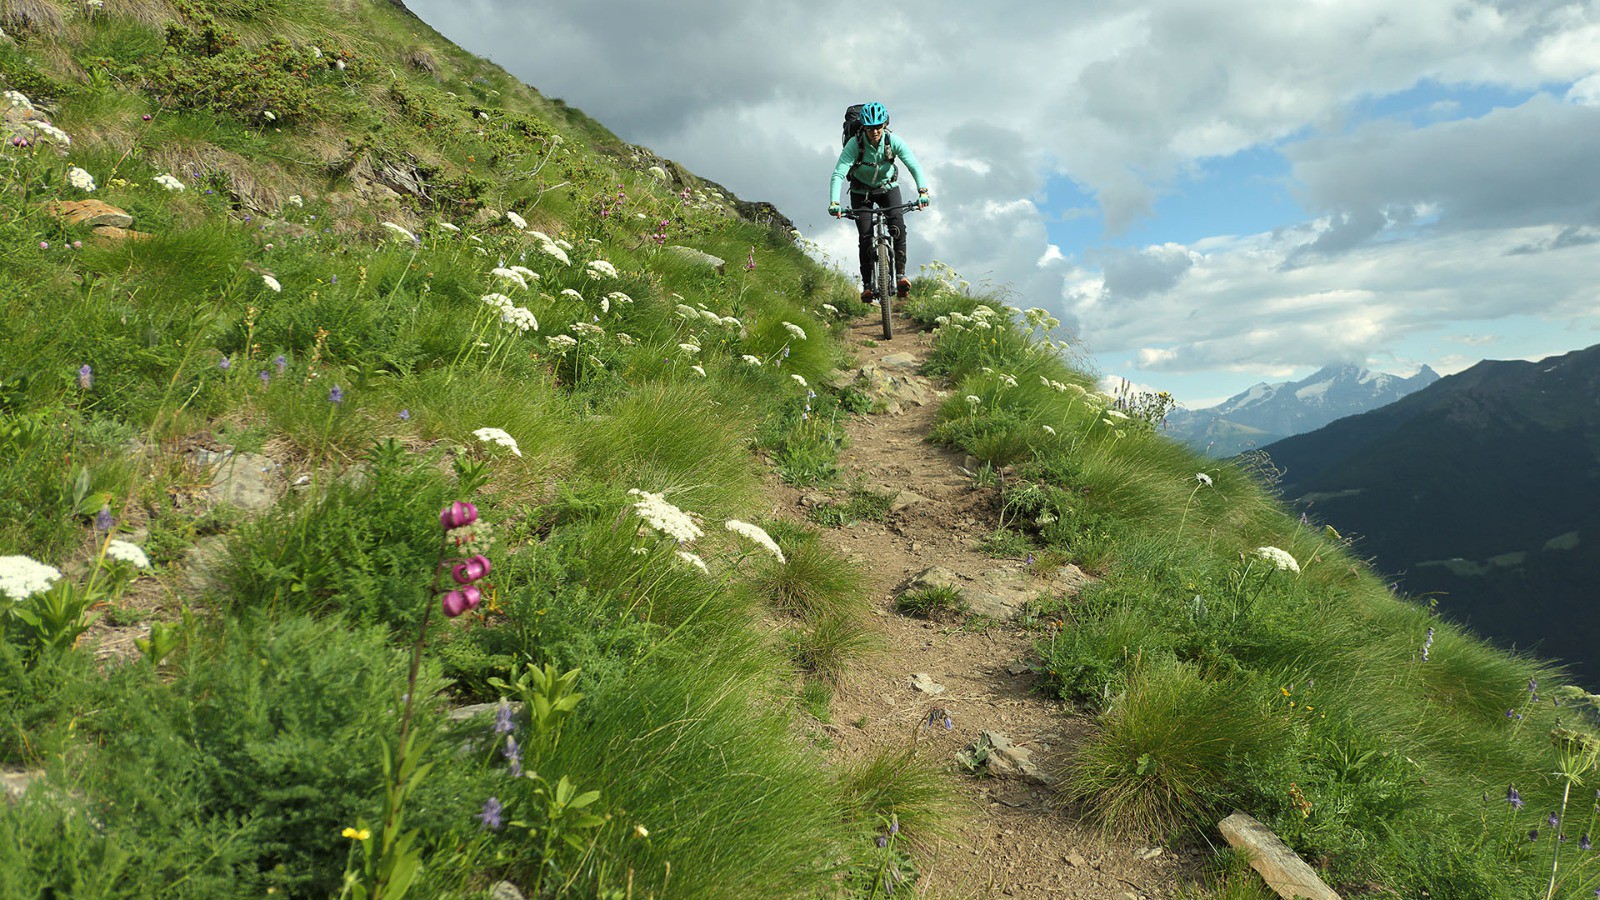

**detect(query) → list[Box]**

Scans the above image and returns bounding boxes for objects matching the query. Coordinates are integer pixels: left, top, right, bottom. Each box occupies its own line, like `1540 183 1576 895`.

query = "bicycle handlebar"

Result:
837 201 923 220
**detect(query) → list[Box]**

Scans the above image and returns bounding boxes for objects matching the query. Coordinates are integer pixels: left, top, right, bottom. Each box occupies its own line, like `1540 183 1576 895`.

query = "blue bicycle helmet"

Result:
860 101 889 127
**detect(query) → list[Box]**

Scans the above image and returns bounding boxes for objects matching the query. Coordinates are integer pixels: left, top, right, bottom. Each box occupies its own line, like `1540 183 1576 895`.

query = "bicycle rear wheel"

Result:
874 237 894 340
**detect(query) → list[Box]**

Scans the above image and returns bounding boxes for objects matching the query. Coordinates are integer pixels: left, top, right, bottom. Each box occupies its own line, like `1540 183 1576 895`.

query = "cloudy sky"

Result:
406 0 1600 407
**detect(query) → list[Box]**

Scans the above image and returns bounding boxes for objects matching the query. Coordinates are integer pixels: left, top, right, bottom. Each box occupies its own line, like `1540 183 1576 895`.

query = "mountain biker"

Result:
829 102 931 303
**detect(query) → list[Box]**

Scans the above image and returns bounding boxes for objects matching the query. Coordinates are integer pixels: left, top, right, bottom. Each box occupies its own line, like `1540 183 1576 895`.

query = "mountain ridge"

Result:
1167 363 1439 456
1262 343 1600 684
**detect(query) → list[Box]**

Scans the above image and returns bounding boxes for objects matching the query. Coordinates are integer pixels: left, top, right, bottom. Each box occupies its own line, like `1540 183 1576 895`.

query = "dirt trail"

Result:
770 308 1203 899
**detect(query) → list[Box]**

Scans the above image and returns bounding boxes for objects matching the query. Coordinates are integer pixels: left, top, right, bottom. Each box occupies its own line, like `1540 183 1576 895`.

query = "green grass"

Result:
1 2 1596 897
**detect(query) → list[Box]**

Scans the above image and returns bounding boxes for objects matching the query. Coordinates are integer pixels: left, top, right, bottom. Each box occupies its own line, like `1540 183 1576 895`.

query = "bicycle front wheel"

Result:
875 237 894 340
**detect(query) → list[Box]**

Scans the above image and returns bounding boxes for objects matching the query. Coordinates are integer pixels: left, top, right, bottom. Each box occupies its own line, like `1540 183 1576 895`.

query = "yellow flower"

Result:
633 824 649 839
342 826 371 841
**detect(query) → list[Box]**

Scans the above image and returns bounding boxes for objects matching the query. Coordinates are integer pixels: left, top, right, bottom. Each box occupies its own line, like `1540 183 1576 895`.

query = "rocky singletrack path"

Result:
768 307 1202 899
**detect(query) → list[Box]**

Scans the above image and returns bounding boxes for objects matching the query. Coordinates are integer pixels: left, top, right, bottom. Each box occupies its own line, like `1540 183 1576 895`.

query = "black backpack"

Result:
841 104 895 163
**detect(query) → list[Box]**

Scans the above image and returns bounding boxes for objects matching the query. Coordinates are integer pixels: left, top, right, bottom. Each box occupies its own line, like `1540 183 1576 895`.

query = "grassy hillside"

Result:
1 1 1598 898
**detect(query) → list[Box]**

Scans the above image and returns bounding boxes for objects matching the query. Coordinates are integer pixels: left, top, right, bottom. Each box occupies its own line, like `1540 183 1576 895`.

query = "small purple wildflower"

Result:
78 364 93 389
218 356 231 371
259 370 270 384
502 735 522 777
1549 812 1560 829
478 796 503 830
398 409 410 421
1507 786 1525 809
493 700 514 735
95 506 115 532
328 385 343 404
274 355 287 373
875 835 887 848
1581 833 1591 851
330 274 338 284
1529 828 1540 841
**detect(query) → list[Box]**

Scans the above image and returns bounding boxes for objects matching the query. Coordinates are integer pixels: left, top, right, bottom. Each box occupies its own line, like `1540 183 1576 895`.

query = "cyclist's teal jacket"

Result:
830 131 928 205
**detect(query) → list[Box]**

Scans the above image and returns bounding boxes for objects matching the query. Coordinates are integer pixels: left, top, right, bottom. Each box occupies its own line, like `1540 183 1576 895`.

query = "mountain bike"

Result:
840 201 922 340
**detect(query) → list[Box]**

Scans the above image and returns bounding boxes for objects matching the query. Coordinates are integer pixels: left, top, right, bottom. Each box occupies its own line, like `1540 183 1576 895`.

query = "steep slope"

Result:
1168 364 1438 456
1264 344 1600 683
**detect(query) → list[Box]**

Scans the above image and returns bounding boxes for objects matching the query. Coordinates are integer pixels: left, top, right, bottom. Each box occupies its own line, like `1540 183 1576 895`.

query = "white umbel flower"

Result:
725 520 785 563
490 267 528 290
1253 546 1300 573
782 321 807 340
104 540 151 569
473 426 523 457
505 210 527 229
585 259 618 279
261 274 282 293
154 174 186 191
628 489 703 543
0 555 62 601
67 166 96 192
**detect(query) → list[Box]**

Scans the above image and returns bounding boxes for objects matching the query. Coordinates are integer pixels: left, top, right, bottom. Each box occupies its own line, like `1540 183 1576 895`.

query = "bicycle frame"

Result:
840 201 920 340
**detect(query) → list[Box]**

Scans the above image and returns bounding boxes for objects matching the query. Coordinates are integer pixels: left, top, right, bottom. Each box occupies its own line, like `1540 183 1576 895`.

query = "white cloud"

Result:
407 0 1600 401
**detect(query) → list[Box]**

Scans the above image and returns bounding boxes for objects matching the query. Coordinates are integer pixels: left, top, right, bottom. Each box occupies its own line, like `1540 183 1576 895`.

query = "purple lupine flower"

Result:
1581 833 1591 851
1507 786 1525 809
493 700 514 735
78 364 93 389
478 796 503 830
95 506 115 532
259 370 270 384
274 354 287 373
328 385 343 403
218 356 231 371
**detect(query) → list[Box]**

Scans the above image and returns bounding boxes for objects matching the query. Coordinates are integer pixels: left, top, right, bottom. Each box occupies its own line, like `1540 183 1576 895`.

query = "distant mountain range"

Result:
1167 364 1440 456
1259 344 1600 687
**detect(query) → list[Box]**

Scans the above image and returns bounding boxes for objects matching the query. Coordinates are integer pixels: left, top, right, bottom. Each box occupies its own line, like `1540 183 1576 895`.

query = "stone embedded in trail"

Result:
888 488 929 512
910 672 946 694
47 199 132 229
904 561 1089 622
846 362 934 414
878 351 919 370
1219 810 1342 900
967 731 1047 783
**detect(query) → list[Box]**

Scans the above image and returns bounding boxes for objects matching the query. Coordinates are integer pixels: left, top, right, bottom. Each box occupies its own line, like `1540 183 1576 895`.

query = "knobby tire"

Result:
875 238 894 340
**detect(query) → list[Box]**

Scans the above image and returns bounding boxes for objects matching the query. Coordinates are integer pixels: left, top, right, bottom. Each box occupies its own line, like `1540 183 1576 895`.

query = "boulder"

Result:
47 199 132 229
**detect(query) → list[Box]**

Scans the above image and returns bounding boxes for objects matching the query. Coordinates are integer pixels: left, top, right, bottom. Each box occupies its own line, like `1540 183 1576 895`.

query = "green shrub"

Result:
218 439 463 630
67 613 481 897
